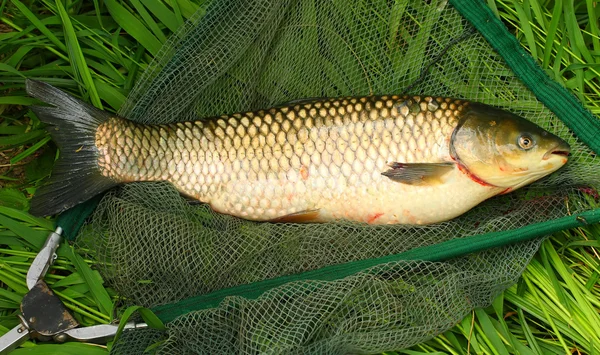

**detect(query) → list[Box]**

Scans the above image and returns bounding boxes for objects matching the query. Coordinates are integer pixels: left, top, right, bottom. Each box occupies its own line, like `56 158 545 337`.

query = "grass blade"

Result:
10 0 67 53
541 0 561 68
0 190 28 210
0 63 26 77
140 0 180 33
11 343 108 354
103 0 163 56
585 0 600 52
538 245 570 311
55 0 102 109
0 127 27 135
175 0 201 20
10 136 51 165
474 308 510 355
169 0 184 28
129 0 168 43
3 46 35 69
94 79 127 111
543 242 600 343
112 305 165 345
515 278 544 354
0 97 40 106
0 287 23 304
66 247 113 317
563 0 594 64
0 130 46 148
0 214 47 250
0 206 53 230
51 272 85 288
522 274 571 354
513 0 537 59
0 264 28 294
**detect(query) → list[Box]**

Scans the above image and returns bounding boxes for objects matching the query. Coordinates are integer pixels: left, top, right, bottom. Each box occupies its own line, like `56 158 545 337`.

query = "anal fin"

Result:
269 209 320 223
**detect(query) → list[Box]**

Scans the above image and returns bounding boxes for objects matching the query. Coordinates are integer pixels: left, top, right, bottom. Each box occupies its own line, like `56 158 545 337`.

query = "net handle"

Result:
56 195 102 241
151 208 600 323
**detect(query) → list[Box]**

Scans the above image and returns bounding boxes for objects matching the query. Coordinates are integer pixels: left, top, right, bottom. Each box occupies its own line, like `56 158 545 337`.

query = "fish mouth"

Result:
551 150 570 157
543 143 571 160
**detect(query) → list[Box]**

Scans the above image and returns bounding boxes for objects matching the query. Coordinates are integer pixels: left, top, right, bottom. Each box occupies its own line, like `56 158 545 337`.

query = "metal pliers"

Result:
0 227 147 353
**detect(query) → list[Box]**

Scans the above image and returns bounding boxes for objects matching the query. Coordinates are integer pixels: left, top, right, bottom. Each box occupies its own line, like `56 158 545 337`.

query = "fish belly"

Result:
208 161 502 225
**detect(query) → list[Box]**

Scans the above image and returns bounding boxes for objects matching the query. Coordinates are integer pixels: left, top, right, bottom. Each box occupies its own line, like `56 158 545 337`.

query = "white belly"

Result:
315 166 503 225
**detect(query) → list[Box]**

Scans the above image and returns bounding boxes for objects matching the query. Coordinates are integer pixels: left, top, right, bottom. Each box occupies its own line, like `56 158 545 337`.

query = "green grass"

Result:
1 0 599 354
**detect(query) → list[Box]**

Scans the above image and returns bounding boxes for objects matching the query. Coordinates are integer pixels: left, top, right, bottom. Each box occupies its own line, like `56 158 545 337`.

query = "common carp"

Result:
26 79 570 225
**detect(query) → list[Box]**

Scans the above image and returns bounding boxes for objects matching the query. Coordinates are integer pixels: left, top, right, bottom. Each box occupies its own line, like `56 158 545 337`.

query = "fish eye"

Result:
518 135 534 150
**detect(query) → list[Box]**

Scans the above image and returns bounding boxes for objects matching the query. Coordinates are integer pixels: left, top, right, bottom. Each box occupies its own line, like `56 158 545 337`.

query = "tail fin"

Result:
26 79 118 217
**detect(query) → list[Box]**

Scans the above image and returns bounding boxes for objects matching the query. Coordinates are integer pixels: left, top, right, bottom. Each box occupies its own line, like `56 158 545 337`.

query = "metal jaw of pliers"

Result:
0 227 147 353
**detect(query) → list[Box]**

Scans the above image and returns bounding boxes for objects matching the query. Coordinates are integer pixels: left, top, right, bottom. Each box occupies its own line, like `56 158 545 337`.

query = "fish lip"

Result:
543 143 571 160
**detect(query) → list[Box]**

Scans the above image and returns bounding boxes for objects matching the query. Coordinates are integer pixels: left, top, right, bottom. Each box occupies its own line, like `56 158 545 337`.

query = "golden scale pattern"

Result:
96 96 467 222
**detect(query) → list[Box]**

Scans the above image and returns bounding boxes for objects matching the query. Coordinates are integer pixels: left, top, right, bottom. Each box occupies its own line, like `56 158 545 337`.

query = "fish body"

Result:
95 96 497 225
26 80 570 224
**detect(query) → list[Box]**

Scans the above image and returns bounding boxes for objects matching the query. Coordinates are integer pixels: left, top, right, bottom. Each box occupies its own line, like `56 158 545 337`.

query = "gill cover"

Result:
450 103 570 190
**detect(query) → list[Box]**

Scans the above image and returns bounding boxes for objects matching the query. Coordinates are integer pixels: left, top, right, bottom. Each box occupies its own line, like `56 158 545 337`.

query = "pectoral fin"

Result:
269 209 321 223
382 162 455 185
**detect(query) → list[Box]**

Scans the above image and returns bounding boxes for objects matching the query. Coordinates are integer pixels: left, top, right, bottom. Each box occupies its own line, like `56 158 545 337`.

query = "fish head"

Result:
450 103 570 190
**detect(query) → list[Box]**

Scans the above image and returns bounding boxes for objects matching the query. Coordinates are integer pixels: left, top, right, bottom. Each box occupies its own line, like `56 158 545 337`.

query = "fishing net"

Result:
66 0 600 353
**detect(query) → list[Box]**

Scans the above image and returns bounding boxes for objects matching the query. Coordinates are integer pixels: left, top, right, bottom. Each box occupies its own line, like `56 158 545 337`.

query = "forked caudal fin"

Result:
25 79 118 217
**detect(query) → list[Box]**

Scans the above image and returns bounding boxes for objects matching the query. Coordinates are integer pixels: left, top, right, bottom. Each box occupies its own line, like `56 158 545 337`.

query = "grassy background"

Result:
1 0 599 354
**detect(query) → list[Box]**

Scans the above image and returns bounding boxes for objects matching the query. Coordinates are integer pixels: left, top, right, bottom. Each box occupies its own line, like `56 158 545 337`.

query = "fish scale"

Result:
95 96 478 224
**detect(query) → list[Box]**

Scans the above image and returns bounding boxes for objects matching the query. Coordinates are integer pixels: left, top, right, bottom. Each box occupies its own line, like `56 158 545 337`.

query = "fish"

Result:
25 79 570 225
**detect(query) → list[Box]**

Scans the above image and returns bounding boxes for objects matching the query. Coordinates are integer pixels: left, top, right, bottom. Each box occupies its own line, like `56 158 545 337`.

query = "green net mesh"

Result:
72 0 599 353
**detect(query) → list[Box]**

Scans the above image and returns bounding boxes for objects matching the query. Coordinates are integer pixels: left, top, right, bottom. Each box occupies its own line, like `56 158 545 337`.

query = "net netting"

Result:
74 0 599 353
